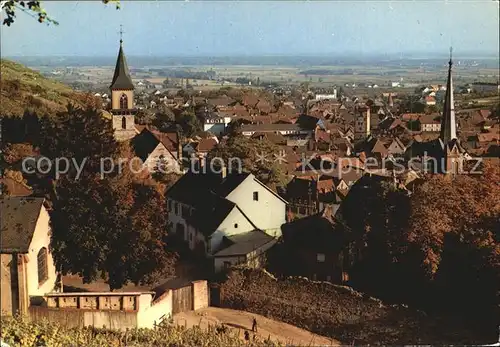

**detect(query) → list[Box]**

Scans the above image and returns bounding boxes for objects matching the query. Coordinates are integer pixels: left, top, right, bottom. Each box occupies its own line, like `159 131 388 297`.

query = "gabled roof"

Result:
1 197 45 253
167 171 223 208
197 138 218 152
216 173 251 197
110 41 135 91
131 128 178 162
188 192 238 237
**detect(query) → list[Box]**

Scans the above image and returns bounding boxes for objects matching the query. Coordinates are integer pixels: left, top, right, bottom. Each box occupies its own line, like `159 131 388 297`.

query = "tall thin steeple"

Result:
110 25 134 91
440 47 457 143
109 25 136 142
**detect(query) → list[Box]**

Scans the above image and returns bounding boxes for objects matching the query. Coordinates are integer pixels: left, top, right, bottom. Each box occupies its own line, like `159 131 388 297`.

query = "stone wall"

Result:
29 305 138 330
28 281 208 331
191 280 208 311
36 293 158 331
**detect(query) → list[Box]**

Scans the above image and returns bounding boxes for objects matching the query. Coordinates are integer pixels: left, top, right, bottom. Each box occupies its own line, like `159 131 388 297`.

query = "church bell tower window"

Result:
120 93 128 109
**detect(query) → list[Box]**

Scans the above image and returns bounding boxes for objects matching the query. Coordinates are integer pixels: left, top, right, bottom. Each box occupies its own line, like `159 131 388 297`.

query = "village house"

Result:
423 95 437 106
213 230 277 273
386 137 407 156
1 197 58 315
182 137 218 166
419 114 442 132
131 128 182 174
285 175 347 220
240 123 312 137
166 170 287 262
280 207 347 283
203 112 232 136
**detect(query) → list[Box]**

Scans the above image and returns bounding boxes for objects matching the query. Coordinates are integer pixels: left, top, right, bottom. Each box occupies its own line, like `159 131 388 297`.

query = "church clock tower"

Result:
110 27 136 141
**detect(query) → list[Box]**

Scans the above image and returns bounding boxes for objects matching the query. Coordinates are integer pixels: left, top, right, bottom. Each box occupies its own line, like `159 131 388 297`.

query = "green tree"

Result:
339 176 412 300
209 135 287 191
2 0 119 26
42 107 177 289
400 94 425 113
339 164 500 329
135 108 155 125
38 105 118 174
153 104 176 130
175 110 201 138
50 170 177 289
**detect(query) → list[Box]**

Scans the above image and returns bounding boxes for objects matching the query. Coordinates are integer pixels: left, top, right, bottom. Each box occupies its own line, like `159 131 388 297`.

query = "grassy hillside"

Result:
0 60 97 117
0 316 280 347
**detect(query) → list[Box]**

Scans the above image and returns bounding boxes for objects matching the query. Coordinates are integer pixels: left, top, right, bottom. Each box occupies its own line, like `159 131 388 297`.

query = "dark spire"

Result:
110 27 134 91
440 47 457 143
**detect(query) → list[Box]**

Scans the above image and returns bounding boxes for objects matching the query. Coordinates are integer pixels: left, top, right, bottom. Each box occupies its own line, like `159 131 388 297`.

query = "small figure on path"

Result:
244 330 250 341
252 317 258 333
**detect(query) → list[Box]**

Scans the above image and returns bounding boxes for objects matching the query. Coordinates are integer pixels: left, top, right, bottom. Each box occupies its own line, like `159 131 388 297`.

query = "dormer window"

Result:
253 192 259 201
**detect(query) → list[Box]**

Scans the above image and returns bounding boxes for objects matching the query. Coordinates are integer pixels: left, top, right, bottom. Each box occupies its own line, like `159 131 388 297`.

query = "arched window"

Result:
37 247 48 285
119 93 128 109
121 116 127 129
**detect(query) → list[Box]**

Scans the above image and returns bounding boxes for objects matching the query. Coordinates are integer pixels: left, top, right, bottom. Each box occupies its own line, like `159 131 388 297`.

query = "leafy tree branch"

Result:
1 0 120 26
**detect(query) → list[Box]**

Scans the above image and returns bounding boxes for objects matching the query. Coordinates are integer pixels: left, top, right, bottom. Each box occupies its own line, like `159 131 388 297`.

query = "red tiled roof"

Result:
197 138 218 152
419 114 441 124
479 109 491 119
401 113 422 121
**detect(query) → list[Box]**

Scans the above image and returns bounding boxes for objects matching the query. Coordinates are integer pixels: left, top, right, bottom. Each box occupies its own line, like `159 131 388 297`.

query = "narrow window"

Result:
37 247 48 285
121 116 126 129
253 191 259 201
234 223 238 228
120 93 128 109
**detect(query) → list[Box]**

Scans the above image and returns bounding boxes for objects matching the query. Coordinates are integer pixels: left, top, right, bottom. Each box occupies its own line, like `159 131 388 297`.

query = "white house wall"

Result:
144 143 181 174
225 176 286 237
203 123 226 136
27 206 57 297
206 206 255 254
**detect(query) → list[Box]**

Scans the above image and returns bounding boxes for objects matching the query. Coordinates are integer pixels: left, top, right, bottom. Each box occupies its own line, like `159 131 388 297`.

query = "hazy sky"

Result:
1 1 499 57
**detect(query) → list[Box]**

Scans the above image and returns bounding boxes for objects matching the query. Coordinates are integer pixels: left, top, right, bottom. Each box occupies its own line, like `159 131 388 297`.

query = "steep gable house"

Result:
166 171 287 257
131 128 181 174
1 198 57 315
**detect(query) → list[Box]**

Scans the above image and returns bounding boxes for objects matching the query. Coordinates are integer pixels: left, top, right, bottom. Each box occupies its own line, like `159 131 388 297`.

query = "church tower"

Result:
110 28 136 141
354 105 371 140
438 48 466 175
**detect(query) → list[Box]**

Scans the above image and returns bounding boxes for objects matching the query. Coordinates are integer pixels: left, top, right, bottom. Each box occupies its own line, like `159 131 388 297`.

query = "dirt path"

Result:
174 307 339 346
